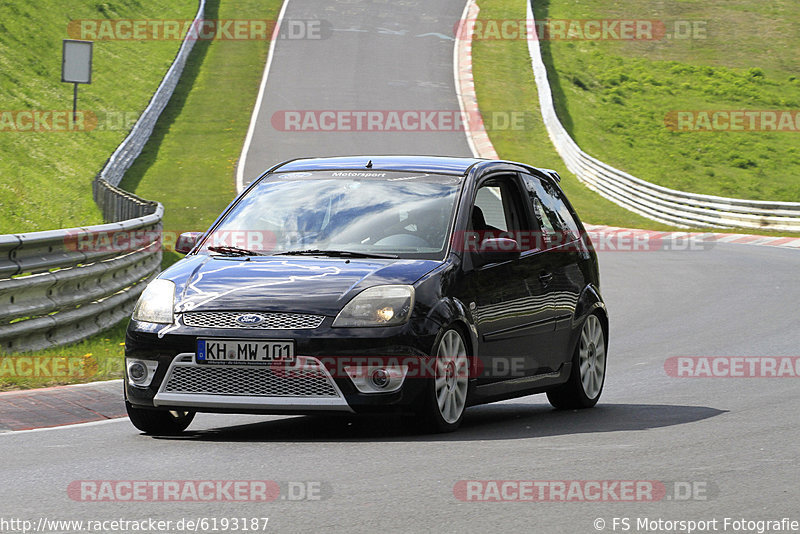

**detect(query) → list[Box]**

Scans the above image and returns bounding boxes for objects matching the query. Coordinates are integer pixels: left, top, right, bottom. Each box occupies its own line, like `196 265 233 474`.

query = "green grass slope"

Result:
0 0 194 233
536 0 800 201
472 0 680 229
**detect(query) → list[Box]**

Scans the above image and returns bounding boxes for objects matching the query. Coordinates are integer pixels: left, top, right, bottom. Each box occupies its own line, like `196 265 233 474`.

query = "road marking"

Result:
235 0 291 193
0 417 127 436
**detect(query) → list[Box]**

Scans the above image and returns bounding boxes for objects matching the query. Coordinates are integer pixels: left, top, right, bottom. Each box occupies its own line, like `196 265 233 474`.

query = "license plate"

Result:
196 339 295 365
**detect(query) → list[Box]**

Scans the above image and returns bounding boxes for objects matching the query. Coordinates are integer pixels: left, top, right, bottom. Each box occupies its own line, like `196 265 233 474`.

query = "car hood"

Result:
163 255 441 316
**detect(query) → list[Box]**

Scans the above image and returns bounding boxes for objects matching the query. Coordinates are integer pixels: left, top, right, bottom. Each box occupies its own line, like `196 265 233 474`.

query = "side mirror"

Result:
175 232 202 254
473 238 521 266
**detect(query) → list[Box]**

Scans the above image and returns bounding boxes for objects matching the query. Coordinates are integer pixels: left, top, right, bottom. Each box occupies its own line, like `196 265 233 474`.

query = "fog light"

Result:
345 364 409 394
129 362 147 381
126 358 158 388
371 368 390 388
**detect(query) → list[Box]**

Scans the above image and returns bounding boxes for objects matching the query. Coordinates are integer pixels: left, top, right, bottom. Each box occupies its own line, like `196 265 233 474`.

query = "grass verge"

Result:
0 0 194 233
0 322 127 391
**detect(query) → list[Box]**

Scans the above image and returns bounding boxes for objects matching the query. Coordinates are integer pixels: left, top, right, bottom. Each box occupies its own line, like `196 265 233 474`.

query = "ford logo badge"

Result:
236 314 264 325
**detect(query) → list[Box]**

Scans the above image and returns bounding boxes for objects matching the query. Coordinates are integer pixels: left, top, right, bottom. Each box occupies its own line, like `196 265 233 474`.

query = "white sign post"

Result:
62 40 93 121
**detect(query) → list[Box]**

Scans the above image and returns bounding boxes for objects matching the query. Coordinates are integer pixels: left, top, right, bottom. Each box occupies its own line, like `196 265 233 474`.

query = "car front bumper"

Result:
124 315 440 415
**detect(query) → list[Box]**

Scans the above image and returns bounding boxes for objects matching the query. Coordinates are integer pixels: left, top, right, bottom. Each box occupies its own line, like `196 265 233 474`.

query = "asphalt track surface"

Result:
238 0 472 187
3 0 799 532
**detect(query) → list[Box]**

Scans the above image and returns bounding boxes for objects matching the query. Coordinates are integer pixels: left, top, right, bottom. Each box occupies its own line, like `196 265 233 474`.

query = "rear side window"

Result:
521 174 581 246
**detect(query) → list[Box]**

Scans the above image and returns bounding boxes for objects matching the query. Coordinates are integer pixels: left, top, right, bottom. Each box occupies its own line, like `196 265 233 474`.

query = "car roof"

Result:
267 155 561 182
272 155 483 175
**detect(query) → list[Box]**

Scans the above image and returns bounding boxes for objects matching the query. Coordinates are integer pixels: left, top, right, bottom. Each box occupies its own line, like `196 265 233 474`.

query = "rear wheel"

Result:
126 402 195 435
419 327 470 432
547 313 606 409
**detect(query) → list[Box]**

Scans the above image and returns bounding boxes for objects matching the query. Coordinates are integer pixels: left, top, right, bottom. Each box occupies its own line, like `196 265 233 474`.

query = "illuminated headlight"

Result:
332 285 415 327
132 279 176 324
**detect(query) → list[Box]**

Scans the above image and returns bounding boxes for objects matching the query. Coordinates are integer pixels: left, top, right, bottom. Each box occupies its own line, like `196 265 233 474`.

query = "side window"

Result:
521 174 581 246
473 186 508 232
471 176 534 249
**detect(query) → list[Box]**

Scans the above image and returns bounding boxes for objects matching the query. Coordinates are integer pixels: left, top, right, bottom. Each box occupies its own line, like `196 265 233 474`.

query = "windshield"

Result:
198 170 464 259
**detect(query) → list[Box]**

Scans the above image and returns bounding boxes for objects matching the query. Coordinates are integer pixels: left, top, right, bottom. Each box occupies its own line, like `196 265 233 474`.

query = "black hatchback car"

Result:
125 156 607 433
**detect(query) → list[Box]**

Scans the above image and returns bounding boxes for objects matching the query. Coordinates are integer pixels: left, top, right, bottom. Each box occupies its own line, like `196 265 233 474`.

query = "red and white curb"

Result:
702 233 800 248
585 224 800 251
454 0 498 160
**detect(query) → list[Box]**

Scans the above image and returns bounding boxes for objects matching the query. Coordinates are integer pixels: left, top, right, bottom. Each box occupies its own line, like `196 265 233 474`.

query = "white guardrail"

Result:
525 1 800 231
0 0 206 353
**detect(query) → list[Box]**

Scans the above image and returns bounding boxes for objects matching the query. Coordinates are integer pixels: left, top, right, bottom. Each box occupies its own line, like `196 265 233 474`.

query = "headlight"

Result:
332 285 415 327
132 279 176 324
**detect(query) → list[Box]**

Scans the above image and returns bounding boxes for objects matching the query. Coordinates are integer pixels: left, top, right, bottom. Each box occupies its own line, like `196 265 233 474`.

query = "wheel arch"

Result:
573 283 609 349
426 297 479 374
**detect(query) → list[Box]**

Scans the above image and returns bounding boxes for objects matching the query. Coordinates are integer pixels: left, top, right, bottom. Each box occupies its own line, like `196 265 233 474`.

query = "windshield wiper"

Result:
274 249 398 259
207 245 264 256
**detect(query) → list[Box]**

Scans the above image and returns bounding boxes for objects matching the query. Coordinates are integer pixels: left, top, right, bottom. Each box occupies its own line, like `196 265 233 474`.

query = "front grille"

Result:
163 365 339 397
182 311 324 330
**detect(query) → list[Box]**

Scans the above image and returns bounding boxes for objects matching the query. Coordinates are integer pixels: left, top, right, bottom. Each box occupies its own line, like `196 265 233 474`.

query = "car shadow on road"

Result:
152 402 726 442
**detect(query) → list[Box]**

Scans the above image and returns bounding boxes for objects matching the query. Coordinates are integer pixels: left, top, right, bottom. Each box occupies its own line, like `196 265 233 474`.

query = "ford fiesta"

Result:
124 156 608 434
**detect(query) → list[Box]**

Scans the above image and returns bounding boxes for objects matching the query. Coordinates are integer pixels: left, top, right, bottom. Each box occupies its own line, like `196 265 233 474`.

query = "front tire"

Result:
547 313 606 409
126 402 195 435
418 327 470 432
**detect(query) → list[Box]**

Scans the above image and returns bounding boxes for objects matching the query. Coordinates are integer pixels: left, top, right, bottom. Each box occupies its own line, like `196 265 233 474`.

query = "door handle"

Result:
539 272 553 285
